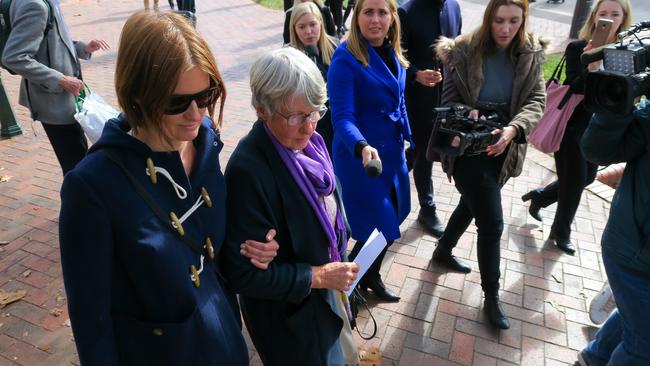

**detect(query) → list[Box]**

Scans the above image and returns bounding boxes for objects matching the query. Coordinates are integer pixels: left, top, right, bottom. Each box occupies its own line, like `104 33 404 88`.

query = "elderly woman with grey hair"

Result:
221 47 360 366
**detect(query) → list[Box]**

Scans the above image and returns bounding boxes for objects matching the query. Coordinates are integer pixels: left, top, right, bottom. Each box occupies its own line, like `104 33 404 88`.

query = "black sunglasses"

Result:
164 86 220 115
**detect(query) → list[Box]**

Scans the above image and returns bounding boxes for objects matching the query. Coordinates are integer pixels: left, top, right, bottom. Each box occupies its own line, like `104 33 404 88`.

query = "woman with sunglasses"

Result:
58 12 278 365
327 0 411 303
221 47 360 365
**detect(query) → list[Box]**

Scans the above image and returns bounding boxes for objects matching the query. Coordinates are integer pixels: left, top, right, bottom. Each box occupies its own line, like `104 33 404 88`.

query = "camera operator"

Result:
576 98 650 364
429 0 546 329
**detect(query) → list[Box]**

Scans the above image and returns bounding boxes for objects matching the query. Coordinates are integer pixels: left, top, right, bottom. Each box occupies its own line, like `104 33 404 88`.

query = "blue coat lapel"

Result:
366 43 401 99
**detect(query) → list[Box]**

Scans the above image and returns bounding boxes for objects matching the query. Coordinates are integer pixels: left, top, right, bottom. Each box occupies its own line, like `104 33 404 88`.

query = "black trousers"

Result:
327 0 343 30
531 128 597 240
177 0 195 12
438 153 505 294
42 122 88 175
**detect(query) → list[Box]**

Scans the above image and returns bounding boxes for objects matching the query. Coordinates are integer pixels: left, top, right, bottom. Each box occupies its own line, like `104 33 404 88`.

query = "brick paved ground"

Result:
0 0 621 365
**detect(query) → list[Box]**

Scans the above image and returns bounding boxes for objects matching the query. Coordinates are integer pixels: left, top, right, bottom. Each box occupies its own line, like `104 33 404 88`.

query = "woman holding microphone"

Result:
328 0 411 302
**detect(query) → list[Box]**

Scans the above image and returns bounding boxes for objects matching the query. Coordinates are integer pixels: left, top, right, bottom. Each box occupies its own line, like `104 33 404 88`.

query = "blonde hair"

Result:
472 0 529 59
115 12 226 133
250 47 327 118
346 0 408 68
578 0 632 41
289 2 337 65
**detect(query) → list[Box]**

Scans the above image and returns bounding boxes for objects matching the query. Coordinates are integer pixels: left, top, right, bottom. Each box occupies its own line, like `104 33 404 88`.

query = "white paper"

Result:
345 229 388 296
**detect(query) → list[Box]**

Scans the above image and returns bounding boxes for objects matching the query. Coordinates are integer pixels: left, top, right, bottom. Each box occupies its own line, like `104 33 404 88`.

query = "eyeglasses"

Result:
277 106 328 127
164 86 221 115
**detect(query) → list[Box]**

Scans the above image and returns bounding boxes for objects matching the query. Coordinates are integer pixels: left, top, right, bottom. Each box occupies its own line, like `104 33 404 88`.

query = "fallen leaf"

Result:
50 308 62 317
22 270 32 278
22 331 28 337
545 300 565 313
55 295 65 303
579 291 588 299
0 241 9 246
63 319 71 327
551 274 562 283
0 175 12 183
0 290 26 308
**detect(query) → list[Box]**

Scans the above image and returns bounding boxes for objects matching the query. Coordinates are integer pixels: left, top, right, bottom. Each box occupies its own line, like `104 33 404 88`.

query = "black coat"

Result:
563 40 592 134
221 120 346 366
398 0 462 144
283 5 336 44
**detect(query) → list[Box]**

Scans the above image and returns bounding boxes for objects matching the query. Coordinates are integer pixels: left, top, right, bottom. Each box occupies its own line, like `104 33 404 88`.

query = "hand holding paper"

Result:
345 229 388 296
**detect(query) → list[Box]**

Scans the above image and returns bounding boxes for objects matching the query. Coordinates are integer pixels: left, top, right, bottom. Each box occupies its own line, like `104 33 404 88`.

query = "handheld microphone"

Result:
365 159 382 177
304 44 319 62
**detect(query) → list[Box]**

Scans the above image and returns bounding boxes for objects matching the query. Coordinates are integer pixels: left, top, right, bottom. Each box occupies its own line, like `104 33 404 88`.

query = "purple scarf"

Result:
262 123 348 263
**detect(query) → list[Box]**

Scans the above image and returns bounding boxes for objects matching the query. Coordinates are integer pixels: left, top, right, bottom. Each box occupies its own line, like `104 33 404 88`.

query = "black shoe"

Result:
417 210 445 238
549 233 576 255
484 295 510 329
521 192 543 221
365 277 400 302
432 245 471 273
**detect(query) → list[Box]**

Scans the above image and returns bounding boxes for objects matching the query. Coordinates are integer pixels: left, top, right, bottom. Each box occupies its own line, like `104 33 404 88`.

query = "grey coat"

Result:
2 0 90 125
433 32 547 184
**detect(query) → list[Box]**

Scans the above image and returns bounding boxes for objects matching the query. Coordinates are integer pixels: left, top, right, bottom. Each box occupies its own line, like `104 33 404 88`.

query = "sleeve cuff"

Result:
354 140 369 158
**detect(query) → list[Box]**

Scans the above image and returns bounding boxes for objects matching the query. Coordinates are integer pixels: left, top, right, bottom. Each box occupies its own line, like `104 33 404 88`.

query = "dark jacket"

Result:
398 0 462 139
327 40 412 242
222 120 345 366
59 115 248 366
283 4 336 44
563 40 592 134
581 106 650 277
433 32 547 184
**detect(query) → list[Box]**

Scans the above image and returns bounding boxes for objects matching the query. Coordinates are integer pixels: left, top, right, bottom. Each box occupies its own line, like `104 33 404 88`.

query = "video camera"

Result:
582 21 650 115
428 102 506 157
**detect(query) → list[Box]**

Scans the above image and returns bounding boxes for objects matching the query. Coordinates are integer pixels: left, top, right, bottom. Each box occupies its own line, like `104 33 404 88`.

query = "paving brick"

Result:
522 322 567 346
474 337 521 364
449 331 474 366
430 312 456 343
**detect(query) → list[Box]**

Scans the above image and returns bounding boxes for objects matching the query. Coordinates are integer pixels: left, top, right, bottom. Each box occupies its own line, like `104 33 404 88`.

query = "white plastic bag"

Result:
74 88 119 144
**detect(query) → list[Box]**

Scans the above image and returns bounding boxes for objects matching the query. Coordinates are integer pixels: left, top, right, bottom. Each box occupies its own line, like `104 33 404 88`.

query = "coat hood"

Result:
88 113 219 157
435 32 549 67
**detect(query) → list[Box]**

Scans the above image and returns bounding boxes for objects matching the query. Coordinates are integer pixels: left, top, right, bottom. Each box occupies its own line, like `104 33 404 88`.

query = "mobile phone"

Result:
591 18 614 48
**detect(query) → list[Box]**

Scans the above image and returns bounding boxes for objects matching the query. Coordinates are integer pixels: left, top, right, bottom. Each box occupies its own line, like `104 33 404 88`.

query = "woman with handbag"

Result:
522 0 632 255
221 47 360 365
431 0 546 329
327 0 412 303
288 1 339 154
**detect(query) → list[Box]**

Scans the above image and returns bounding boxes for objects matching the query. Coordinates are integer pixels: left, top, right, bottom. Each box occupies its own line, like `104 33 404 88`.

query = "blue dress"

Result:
327 40 412 242
59 115 249 366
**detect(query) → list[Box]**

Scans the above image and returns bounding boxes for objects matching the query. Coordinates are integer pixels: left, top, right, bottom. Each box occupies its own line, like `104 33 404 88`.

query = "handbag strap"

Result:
351 289 377 340
550 54 567 82
102 148 207 258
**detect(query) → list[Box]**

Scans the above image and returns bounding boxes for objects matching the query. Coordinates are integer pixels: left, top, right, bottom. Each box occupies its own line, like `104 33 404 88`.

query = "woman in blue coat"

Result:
58 13 276 365
328 0 411 302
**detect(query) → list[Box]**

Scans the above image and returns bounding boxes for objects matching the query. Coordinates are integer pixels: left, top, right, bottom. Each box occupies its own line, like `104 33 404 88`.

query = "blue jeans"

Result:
582 254 650 365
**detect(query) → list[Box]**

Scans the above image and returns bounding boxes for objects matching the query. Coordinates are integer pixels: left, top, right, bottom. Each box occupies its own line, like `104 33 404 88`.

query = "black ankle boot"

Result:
417 210 445 238
549 232 576 255
365 276 400 302
484 294 510 329
432 244 471 273
521 191 543 222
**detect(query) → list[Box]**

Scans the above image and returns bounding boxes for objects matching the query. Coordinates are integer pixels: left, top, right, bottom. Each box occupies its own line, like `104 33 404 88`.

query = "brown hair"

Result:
346 0 408 68
289 2 337 65
472 0 529 59
578 0 632 41
115 12 226 134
